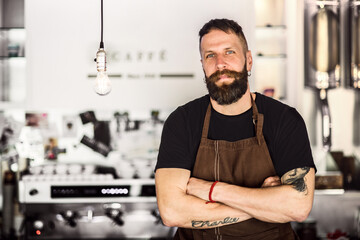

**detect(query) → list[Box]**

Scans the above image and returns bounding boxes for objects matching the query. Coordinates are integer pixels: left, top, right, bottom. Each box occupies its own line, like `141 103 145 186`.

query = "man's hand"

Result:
186 177 213 201
261 176 281 188
208 167 315 223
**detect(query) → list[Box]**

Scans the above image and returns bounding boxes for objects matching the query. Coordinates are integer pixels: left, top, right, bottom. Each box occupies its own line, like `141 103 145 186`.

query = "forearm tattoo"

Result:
281 167 310 194
191 217 239 228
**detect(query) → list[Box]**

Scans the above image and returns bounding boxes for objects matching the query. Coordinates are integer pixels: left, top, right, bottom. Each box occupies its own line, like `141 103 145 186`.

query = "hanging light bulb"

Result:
94 71 111 95
94 47 111 95
94 0 111 96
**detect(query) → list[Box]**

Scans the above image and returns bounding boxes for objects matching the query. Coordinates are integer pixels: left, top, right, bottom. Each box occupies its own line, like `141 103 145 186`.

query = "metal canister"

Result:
304 0 342 151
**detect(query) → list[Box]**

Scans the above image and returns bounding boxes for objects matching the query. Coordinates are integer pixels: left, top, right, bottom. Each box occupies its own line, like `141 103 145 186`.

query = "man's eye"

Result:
206 54 214 59
226 50 235 54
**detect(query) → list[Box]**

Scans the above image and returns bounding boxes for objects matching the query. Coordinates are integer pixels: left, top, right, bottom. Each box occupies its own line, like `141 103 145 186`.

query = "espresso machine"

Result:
17 111 174 239
18 163 175 239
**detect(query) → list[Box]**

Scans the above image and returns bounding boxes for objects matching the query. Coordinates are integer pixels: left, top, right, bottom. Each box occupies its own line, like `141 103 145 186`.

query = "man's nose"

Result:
216 55 227 70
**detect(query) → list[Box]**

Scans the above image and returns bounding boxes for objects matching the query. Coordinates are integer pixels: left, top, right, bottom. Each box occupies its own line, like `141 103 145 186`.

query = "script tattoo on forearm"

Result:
191 217 239 228
281 167 310 194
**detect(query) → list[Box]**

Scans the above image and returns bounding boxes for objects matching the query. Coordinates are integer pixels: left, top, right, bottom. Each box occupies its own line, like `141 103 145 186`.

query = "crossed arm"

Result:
155 167 315 228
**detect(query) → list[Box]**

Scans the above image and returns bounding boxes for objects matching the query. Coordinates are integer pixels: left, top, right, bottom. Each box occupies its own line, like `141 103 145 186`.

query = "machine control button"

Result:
29 189 39 196
33 220 44 230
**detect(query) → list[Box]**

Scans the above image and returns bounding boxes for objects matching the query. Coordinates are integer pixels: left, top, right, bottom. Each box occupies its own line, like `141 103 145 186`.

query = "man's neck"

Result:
210 89 255 116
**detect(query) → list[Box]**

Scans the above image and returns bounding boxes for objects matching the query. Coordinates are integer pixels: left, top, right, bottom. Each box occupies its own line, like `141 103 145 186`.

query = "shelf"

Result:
314 0 339 6
314 189 360 197
314 189 345 195
255 25 286 29
256 53 287 58
0 56 25 59
0 27 25 30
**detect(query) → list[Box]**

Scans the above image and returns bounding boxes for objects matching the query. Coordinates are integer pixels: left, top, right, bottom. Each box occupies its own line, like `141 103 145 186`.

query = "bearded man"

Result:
155 18 316 240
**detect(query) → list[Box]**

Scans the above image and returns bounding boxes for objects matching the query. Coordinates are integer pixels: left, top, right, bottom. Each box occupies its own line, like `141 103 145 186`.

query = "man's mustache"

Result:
208 69 246 82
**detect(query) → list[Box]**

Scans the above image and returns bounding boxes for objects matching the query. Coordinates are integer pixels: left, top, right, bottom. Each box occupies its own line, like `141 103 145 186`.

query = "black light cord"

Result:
100 0 104 48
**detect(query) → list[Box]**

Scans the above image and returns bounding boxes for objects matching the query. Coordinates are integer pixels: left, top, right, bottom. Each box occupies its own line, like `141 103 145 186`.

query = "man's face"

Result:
204 62 248 105
200 29 252 105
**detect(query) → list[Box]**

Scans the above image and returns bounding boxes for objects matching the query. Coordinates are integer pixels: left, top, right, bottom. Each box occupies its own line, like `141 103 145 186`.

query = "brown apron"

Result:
174 95 298 240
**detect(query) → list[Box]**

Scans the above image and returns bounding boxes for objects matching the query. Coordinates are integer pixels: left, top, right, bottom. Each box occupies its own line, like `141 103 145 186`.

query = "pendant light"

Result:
94 0 111 95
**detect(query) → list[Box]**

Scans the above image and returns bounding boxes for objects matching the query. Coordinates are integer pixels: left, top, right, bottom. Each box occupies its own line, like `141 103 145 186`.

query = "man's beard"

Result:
205 63 248 105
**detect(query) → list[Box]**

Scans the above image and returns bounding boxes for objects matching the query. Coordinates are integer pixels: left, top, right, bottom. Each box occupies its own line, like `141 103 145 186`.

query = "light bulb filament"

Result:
94 48 111 95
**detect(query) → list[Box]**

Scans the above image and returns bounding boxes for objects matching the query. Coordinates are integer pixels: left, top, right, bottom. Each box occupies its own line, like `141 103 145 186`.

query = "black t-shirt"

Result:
155 93 315 177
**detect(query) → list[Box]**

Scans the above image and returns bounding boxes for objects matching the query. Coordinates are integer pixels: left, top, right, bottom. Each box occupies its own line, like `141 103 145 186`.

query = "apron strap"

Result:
201 103 212 138
251 94 264 145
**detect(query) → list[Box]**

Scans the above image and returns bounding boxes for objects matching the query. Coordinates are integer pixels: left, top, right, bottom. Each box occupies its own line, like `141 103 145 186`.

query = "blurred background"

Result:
0 0 360 239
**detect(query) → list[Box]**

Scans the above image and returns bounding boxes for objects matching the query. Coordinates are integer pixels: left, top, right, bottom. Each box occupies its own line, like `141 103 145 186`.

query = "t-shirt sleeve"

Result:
155 107 193 170
273 108 316 177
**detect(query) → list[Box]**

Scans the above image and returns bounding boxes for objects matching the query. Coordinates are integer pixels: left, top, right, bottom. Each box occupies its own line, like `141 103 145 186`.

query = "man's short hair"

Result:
199 18 248 55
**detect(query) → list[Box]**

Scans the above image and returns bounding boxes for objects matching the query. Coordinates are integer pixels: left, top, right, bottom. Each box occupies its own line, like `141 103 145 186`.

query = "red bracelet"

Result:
206 181 219 204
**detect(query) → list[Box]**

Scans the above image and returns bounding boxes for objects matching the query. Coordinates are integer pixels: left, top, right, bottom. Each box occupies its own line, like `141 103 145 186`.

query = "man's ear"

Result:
246 50 253 71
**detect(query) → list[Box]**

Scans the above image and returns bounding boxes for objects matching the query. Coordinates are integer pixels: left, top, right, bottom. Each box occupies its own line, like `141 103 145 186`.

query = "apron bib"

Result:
174 95 297 240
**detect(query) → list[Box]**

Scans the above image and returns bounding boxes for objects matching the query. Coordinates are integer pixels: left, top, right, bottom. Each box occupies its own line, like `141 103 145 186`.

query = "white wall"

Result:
23 0 360 156
25 0 255 113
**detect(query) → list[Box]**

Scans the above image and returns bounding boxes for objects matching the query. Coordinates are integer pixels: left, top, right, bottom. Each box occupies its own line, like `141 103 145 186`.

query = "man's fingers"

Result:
262 176 281 187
